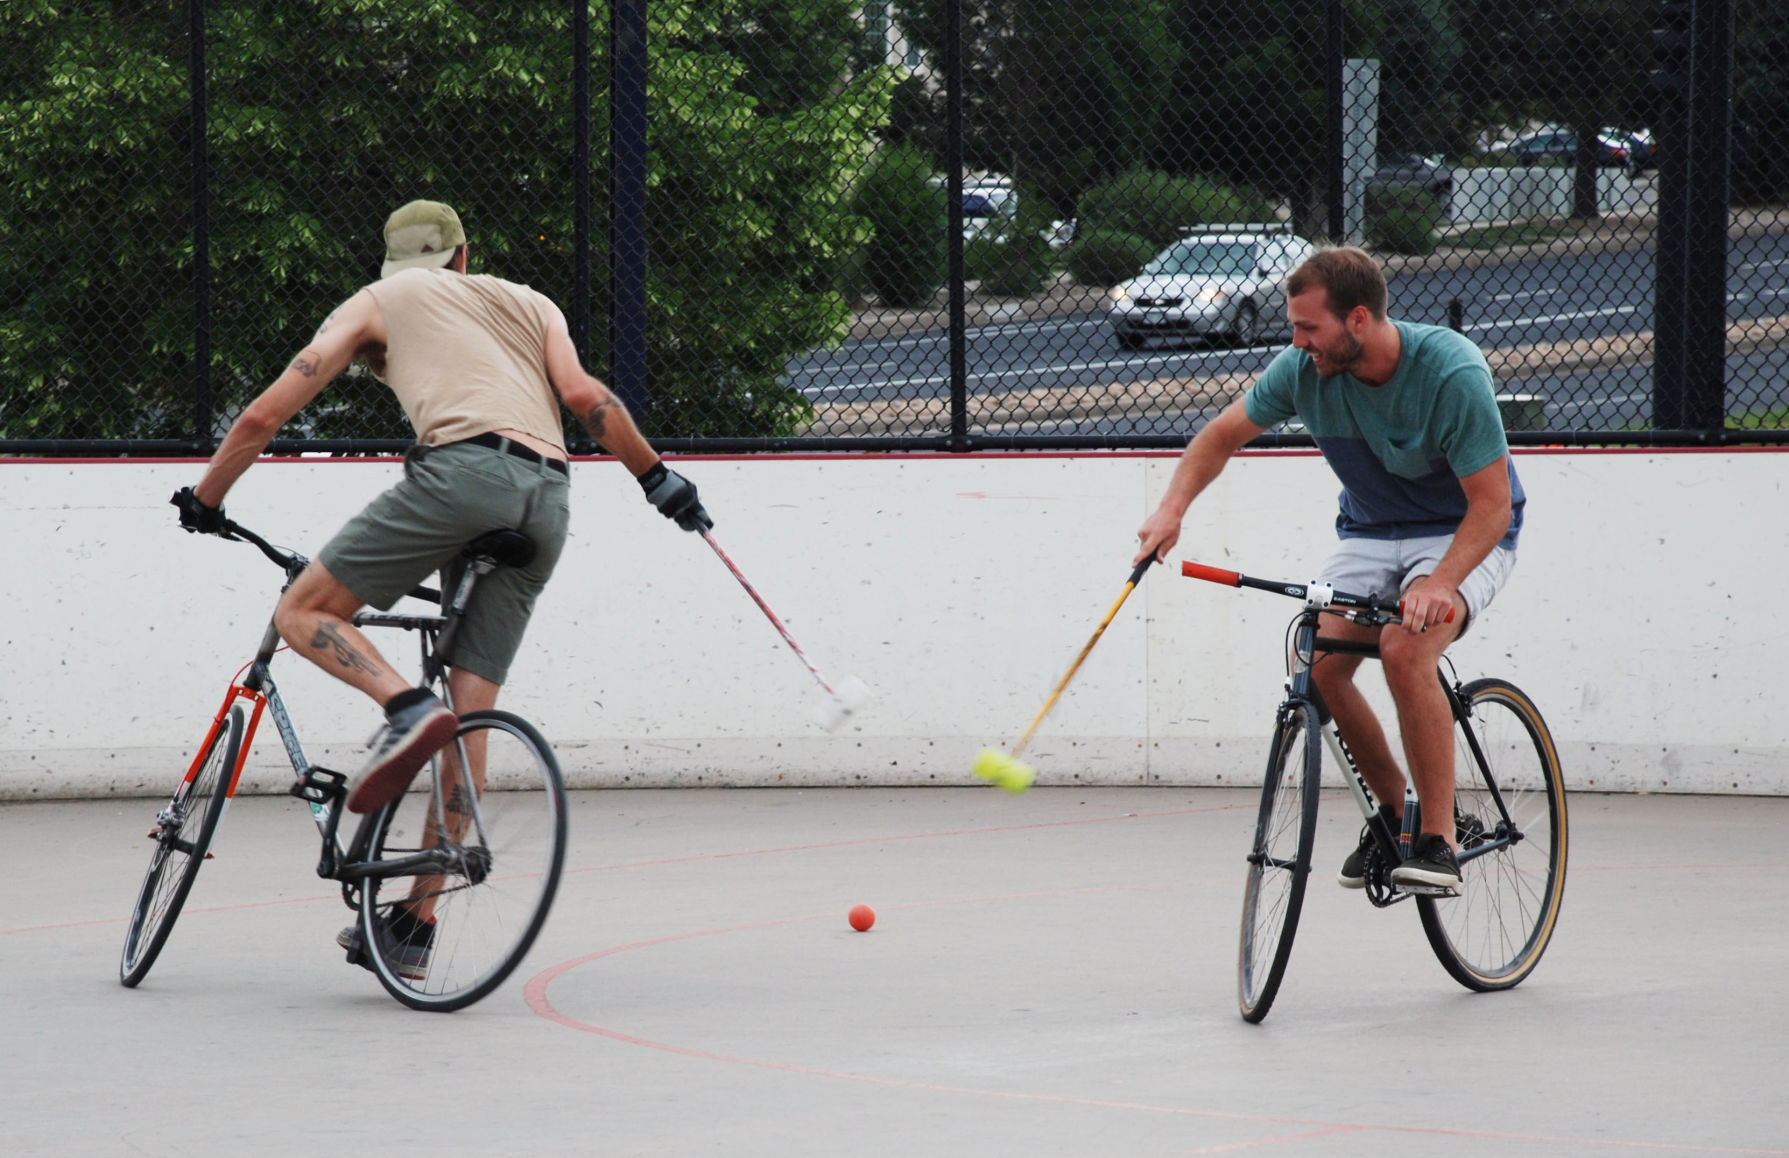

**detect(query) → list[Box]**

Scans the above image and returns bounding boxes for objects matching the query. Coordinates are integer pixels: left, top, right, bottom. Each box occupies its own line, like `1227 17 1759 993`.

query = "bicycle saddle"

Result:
465 529 536 569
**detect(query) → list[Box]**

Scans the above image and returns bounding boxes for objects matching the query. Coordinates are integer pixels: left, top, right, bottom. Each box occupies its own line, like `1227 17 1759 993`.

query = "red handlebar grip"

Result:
1181 561 1241 587
1397 601 1458 624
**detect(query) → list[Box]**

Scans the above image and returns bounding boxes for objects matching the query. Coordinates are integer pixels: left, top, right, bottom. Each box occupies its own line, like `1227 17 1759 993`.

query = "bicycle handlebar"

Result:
210 519 442 604
1180 559 1455 625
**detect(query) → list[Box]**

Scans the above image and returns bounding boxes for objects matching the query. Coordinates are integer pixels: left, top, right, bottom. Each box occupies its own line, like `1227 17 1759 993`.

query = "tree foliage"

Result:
0 0 894 442
895 0 1175 220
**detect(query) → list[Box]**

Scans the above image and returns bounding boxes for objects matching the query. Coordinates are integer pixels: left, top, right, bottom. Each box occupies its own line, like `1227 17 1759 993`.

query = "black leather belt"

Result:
457 431 569 476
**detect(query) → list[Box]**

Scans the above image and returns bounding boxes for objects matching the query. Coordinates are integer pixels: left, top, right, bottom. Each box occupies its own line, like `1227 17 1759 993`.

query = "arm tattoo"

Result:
579 397 616 443
308 621 384 677
290 350 323 378
314 307 340 338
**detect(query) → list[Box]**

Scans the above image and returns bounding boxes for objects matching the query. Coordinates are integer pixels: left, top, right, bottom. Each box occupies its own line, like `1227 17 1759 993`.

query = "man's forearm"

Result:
575 392 659 476
1430 501 1508 591
193 408 281 506
1161 423 1239 514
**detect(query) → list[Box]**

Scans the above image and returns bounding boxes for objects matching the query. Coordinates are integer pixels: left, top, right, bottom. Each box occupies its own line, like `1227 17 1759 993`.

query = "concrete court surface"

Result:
2 785 1785 1158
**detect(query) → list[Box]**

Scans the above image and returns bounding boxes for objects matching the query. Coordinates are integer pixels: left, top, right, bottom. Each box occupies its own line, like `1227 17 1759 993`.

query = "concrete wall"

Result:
2 449 1779 799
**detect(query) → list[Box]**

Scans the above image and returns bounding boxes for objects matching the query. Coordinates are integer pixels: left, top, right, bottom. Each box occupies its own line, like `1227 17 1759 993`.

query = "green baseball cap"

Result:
381 199 466 278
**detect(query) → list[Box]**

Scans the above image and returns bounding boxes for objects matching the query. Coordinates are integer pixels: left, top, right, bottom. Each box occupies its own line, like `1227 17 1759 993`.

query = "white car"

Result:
1107 226 1314 349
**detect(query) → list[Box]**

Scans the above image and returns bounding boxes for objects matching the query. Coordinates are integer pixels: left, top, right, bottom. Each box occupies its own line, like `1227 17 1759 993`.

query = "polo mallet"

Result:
699 530 870 731
973 555 1156 793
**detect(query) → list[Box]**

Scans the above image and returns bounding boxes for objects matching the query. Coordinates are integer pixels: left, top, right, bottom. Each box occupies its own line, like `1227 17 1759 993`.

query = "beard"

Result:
1309 331 1366 378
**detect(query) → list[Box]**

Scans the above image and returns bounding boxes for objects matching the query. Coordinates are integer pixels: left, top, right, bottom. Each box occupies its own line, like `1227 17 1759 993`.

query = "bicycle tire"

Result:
1237 701 1322 1023
1418 679 1567 991
358 709 567 1012
120 703 244 987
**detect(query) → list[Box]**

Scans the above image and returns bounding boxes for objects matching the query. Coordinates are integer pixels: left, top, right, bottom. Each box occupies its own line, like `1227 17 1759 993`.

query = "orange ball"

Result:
848 904 876 932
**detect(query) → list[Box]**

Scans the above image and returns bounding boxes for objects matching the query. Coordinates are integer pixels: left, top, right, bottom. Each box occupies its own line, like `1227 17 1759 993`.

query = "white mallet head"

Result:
813 675 871 732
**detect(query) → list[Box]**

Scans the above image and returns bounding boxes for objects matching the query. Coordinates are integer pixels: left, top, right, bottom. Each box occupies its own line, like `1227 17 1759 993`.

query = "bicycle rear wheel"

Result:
358 709 567 1012
120 703 243 987
1418 679 1567 991
1238 701 1322 1022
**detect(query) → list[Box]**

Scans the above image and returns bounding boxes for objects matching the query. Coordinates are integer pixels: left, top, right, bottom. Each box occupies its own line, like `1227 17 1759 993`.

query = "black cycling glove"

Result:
171 486 227 535
638 463 713 533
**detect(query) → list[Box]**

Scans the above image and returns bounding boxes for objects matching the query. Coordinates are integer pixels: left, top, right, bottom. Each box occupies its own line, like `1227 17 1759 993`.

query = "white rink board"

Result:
0 449 1780 798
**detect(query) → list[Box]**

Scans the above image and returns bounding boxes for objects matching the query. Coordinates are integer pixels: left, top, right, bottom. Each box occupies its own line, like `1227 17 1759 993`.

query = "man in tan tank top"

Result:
172 201 710 964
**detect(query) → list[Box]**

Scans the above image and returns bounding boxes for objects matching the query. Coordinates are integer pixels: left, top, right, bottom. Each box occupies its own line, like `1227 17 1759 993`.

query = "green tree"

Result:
1374 0 1467 158
895 0 1176 220
1460 0 1650 219
0 0 894 443
1732 0 1789 203
1158 0 1346 231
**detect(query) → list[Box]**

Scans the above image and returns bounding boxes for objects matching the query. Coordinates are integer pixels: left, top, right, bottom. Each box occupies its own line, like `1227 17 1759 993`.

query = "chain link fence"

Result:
3 0 1785 454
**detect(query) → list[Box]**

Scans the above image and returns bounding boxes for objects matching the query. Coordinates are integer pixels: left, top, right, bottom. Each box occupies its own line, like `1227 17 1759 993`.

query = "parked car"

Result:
1622 128 1657 172
1107 226 1315 350
1369 152 1454 201
958 180 1073 249
962 184 1015 241
1506 128 1650 173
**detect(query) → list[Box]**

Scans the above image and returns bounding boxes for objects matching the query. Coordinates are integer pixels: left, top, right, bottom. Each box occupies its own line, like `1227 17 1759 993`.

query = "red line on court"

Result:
525 902 1789 1157
0 802 1243 936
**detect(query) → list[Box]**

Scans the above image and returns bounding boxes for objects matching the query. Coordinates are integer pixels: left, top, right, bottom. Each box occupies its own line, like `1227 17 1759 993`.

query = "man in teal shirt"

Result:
1136 246 1523 894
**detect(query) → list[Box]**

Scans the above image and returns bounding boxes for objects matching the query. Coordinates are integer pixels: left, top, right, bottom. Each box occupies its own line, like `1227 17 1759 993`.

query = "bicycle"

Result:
119 519 568 1012
1181 560 1567 1024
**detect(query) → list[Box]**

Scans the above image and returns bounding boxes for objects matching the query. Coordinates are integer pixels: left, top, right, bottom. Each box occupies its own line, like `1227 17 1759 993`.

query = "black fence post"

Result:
188 0 212 450
1324 0 1345 244
609 0 649 426
1651 0 1731 436
945 0 968 451
570 0 593 453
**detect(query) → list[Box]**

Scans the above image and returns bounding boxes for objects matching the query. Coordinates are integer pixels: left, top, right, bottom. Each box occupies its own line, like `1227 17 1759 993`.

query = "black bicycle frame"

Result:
1283 607 1526 889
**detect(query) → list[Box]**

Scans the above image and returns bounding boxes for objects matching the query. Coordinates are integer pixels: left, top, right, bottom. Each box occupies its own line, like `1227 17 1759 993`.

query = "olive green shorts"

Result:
317 441 571 685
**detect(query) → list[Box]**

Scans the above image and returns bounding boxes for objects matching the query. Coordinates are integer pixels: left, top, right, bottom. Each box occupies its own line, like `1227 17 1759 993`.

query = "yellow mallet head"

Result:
972 748 1036 794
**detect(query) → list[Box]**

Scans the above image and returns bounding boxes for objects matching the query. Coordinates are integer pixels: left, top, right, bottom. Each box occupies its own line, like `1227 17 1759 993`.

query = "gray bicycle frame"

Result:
237 546 502 882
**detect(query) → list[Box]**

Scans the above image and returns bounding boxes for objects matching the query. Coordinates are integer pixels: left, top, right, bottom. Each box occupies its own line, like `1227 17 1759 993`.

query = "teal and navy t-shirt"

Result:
1243 321 1524 548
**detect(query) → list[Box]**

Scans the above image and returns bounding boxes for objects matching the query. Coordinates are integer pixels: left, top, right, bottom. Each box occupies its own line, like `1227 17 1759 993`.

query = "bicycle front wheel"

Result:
358 709 567 1012
1238 701 1322 1023
1418 679 1567 991
120 703 243 987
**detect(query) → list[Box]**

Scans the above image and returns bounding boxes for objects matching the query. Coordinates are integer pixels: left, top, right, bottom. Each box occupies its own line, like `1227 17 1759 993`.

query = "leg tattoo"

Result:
309 621 385 677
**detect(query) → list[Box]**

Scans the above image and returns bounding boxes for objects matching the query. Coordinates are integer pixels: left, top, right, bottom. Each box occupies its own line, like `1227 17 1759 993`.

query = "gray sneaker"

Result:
338 912 433 981
1389 833 1463 895
345 696 457 814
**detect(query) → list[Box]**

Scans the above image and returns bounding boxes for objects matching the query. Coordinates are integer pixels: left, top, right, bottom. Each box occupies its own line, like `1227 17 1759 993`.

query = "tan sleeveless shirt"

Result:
365 268 567 451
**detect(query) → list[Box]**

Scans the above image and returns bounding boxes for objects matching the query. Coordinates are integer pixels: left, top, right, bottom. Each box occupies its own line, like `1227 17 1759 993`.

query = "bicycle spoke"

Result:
1419 681 1567 991
120 705 242 987
1238 704 1320 1022
357 711 566 1012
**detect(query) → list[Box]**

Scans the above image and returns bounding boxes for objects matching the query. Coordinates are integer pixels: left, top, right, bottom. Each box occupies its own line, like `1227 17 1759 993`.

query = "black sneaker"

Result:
339 909 434 982
1339 806 1398 889
345 695 457 814
1390 833 1463 895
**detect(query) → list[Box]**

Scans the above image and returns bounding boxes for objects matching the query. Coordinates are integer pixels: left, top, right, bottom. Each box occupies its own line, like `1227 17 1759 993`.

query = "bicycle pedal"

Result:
1398 882 1460 898
288 767 347 805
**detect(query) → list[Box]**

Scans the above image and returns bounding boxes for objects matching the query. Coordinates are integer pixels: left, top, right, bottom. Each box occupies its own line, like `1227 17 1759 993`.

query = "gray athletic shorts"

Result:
317 440 570 684
1316 534 1515 636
